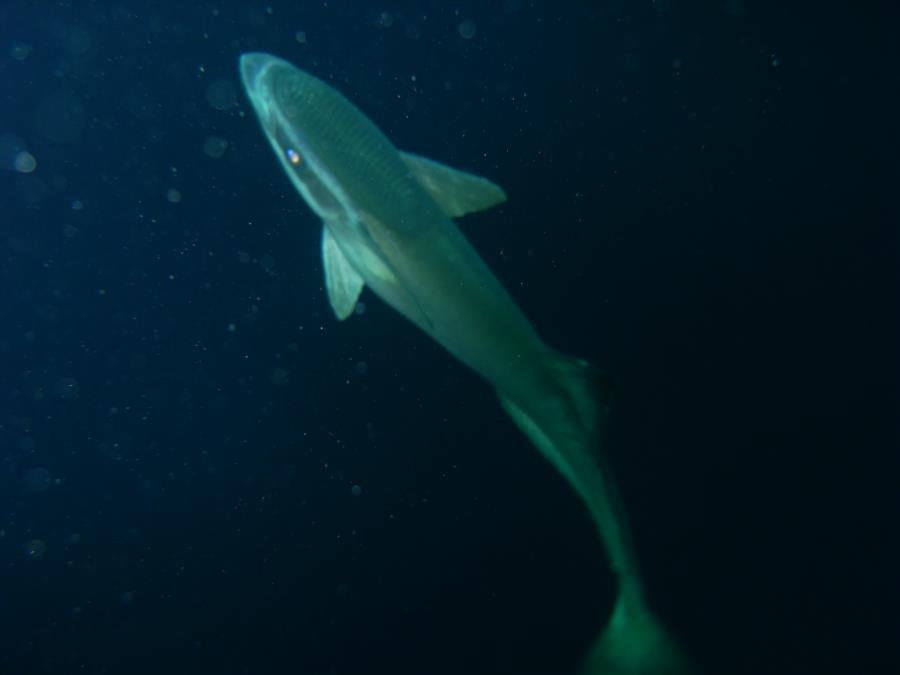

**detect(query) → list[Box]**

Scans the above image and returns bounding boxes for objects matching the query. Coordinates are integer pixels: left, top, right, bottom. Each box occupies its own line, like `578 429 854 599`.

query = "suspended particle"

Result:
25 538 47 559
10 41 32 61
13 151 36 173
54 376 79 399
203 135 228 159
205 79 237 111
458 19 477 39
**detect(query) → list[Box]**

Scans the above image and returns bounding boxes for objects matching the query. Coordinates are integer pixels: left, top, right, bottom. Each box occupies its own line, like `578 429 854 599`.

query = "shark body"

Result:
239 52 693 674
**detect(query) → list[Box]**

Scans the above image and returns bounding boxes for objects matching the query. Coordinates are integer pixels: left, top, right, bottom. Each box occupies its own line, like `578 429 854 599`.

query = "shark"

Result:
239 52 694 675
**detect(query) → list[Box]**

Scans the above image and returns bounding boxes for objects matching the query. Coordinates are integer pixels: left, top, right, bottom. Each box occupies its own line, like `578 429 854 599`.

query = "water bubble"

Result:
351 484 362 497
13 151 36 173
24 467 52 492
54 377 79 399
458 19 477 39
203 136 228 159
25 538 47 559
295 30 307 44
10 41 32 61
205 80 237 111
166 188 182 203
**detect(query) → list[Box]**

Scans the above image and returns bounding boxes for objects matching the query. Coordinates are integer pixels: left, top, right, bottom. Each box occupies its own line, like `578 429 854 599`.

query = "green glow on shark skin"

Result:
239 52 696 675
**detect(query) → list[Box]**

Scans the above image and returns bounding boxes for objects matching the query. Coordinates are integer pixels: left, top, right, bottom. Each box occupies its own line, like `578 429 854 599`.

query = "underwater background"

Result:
0 1 893 674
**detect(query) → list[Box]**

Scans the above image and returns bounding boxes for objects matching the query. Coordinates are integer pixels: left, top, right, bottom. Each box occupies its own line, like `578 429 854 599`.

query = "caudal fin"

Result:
580 592 696 675
497 350 695 673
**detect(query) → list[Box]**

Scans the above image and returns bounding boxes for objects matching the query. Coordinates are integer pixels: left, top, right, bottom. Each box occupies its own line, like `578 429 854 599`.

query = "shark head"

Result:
239 52 351 221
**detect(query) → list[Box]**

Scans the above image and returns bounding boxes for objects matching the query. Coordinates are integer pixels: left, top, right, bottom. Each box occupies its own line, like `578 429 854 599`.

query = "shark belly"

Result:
380 223 543 386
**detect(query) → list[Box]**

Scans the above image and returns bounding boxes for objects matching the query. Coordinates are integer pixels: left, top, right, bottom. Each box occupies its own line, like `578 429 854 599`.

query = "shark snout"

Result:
239 52 271 92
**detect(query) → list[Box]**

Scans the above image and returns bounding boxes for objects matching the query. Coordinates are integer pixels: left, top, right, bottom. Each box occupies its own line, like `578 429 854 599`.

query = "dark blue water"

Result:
0 2 893 674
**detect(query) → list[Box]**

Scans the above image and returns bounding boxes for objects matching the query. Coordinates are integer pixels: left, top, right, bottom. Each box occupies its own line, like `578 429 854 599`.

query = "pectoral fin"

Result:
321 225 364 320
357 210 434 332
400 151 507 218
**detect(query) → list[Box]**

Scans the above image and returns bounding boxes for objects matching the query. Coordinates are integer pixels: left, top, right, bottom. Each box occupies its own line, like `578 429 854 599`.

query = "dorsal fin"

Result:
400 151 506 218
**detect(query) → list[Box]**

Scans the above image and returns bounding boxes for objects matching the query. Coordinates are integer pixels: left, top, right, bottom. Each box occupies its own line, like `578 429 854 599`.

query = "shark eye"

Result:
285 147 302 166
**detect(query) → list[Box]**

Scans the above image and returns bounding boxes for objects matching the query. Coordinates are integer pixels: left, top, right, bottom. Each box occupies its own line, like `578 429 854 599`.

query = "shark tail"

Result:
579 589 696 675
498 351 696 675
